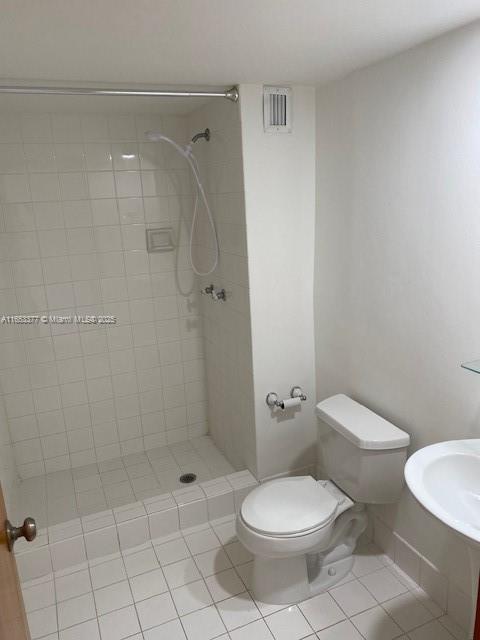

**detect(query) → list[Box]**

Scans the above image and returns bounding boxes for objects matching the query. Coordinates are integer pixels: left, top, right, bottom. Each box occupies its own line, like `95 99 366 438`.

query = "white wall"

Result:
240 85 317 480
0 110 207 479
315 20 480 624
187 99 256 473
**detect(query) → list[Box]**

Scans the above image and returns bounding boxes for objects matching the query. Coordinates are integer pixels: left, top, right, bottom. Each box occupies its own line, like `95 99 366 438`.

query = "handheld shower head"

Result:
143 130 219 277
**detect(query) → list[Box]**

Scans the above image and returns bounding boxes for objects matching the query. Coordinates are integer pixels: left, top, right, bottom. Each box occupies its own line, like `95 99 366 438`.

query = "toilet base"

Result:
252 554 312 604
251 505 367 605
251 549 355 604
309 555 354 593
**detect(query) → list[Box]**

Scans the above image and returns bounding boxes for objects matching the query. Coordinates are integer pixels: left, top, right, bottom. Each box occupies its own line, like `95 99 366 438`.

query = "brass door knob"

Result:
5 517 37 551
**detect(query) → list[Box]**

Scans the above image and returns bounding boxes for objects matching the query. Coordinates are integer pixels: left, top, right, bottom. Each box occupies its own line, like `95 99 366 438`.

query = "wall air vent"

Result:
263 86 292 133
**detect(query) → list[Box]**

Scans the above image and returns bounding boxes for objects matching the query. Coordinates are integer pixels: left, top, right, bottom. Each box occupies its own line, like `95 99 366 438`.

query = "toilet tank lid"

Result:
316 394 410 450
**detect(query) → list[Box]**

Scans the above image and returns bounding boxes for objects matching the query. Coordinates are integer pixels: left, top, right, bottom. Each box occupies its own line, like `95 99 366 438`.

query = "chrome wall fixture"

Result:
200 284 227 302
266 386 307 411
0 85 239 102
191 128 210 143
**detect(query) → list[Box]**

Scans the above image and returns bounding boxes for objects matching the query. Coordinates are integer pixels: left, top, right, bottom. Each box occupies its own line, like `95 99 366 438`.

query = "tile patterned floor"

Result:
15 436 236 528
21 514 468 640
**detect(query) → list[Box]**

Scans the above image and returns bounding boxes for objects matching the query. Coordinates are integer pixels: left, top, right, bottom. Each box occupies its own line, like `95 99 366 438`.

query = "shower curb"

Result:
15 470 258 583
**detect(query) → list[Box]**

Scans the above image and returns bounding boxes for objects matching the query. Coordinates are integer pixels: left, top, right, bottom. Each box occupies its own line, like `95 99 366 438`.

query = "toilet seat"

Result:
240 476 338 537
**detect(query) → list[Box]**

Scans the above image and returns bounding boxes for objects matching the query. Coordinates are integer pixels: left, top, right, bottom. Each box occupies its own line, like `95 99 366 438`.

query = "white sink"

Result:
405 439 480 546
405 439 480 637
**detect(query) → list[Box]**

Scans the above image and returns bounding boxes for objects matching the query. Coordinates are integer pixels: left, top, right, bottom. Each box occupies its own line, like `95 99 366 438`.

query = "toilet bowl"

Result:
237 476 367 603
236 394 410 604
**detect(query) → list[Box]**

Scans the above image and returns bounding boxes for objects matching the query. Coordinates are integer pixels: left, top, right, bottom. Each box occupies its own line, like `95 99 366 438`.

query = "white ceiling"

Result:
0 0 479 88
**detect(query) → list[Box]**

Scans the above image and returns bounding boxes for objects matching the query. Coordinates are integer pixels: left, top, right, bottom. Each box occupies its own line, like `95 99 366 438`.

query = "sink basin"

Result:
405 439 480 545
405 439 480 638
405 439 480 637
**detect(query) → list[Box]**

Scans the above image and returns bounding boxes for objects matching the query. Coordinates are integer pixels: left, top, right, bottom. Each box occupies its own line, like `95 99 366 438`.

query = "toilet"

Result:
236 394 410 604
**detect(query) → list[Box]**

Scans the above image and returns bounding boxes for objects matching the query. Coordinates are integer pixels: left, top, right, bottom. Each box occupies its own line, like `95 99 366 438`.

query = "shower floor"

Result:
15 437 236 529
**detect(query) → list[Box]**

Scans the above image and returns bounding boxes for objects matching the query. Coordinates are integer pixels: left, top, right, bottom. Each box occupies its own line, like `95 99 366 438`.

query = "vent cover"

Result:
263 86 292 133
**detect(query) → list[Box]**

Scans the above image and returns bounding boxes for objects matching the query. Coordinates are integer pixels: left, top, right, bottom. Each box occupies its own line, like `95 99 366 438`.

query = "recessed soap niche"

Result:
146 227 176 253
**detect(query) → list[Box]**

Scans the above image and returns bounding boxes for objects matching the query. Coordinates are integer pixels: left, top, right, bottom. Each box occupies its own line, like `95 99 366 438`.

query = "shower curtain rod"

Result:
0 84 239 102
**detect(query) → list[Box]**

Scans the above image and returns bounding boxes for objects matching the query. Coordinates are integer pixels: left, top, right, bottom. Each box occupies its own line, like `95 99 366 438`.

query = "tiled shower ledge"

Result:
21 516 466 640
15 436 236 529
15 467 258 583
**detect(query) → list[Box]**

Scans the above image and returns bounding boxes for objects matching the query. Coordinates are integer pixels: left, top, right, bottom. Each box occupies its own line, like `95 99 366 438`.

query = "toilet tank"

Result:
316 394 410 504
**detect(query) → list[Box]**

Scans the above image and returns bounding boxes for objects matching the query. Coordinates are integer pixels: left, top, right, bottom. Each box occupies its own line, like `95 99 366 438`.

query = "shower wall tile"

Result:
0 394 16 513
187 100 255 473
0 111 208 478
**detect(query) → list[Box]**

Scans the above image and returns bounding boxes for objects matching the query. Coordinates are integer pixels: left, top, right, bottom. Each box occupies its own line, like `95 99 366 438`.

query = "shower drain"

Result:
179 473 197 484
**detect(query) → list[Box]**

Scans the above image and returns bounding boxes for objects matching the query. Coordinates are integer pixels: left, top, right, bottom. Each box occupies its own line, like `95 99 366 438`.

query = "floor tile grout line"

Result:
26 584 451 640
25 533 457 640
437 616 463 640
377 597 447 635
29 594 454 640
162 562 211 640
120 548 144 640
51 546 397 614
132 523 242 636
295 601 320 637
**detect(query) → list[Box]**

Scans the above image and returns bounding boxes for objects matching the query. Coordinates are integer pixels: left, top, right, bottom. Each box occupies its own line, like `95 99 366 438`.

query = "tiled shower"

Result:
187 101 254 473
0 96 254 529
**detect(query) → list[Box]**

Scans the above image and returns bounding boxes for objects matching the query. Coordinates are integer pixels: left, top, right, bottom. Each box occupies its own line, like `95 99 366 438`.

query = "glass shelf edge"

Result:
461 360 480 374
